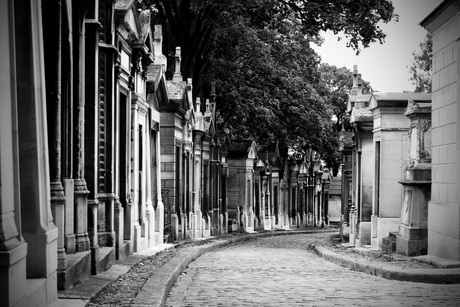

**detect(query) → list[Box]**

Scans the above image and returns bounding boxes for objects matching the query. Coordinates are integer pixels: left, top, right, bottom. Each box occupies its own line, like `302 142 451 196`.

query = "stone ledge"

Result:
414 254 460 268
314 244 460 284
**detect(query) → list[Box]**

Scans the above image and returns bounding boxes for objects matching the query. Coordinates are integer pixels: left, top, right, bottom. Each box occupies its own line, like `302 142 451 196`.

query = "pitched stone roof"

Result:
369 92 431 110
350 106 372 123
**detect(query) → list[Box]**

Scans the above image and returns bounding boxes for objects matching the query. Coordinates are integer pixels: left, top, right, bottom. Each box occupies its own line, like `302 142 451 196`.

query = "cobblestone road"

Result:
166 233 460 307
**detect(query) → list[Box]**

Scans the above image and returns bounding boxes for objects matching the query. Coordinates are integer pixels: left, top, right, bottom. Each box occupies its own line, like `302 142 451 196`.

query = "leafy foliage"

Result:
138 0 396 164
408 33 432 93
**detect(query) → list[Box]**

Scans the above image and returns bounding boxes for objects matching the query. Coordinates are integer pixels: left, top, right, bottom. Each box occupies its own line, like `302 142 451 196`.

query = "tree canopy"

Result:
408 33 432 93
139 0 396 165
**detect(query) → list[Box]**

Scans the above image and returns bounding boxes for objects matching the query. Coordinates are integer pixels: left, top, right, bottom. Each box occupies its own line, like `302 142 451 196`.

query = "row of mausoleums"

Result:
0 1 334 306
340 0 460 264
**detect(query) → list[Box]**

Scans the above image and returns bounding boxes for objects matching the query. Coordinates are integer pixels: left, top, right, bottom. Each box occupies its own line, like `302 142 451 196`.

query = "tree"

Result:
138 0 396 159
206 14 326 152
408 33 432 93
140 0 396 94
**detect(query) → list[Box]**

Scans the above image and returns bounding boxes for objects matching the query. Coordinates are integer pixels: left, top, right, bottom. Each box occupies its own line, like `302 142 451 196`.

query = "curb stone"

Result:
313 244 460 284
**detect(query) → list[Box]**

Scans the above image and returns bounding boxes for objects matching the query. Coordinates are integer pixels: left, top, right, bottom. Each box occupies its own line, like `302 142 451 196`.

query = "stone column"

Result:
73 2 90 252
145 126 156 247
155 129 164 244
42 0 67 268
246 168 254 232
131 102 142 251
193 132 203 238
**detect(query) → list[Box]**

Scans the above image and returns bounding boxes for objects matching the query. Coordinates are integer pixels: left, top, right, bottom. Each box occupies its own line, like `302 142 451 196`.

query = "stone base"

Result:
382 234 396 254
118 240 131 260
92 247 115 275
399 224 427 240
152 232 160 245
263 218 272 230
428 200 460 261
201 218 211 238
357 222 371 246
0 242 27 306
370 216 400 249
171 214 179 241
244 226 255 233
57 251 91 290
342 225 349 237
396 235 427 257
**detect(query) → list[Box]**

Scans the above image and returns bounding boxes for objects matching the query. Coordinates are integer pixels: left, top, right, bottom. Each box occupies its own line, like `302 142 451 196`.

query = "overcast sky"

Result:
312 0 443 93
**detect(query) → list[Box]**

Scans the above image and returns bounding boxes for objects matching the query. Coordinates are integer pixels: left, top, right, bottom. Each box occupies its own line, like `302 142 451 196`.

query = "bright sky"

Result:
312 0 443 93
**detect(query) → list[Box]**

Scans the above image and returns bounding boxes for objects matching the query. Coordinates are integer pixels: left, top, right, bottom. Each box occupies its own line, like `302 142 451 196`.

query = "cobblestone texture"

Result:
166 233 460 307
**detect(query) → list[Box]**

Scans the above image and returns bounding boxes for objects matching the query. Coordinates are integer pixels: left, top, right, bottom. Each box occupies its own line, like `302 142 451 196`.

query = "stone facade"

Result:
421 0 460 261
348 66 373 246
227 143 330 232
0 1 224 305
368 92 430 249
227 140 257 232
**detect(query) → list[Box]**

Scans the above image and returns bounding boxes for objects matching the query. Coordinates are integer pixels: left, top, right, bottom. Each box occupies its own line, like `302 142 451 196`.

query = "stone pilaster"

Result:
0 3 28 303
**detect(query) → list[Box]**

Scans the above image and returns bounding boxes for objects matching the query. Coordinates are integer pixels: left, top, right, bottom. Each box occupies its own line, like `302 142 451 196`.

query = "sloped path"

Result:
165 233 460 307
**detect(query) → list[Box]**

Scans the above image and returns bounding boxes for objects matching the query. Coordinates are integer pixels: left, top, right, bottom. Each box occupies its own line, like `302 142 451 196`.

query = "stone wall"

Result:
422 0 460 261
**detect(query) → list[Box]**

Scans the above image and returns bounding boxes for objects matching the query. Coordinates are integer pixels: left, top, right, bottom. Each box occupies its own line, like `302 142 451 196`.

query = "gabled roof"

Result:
163 81 188 113
369 92 431 110
146 65 163 91
115 0 135 11
350 107 372 123
115 0 140 43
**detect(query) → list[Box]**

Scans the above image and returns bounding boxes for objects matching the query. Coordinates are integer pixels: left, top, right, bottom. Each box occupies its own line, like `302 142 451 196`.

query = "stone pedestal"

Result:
114 199 125 259
349 208 357 245
263 218 272 230
396 224 428 256
396 180 430 256
171 214 179 241
245 211 255 233
396 98 431 257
